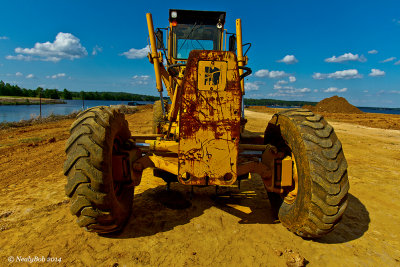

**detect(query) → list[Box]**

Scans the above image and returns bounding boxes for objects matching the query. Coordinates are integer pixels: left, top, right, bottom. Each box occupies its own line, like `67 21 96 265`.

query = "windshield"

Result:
173 24 222 59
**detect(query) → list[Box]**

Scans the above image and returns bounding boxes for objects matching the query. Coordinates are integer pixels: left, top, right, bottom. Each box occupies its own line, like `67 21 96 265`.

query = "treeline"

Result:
1 80 318 105
244 98 317 107
0 80 159 101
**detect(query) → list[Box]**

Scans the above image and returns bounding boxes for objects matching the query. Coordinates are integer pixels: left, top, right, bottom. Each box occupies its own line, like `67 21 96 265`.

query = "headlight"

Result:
171 11 177 18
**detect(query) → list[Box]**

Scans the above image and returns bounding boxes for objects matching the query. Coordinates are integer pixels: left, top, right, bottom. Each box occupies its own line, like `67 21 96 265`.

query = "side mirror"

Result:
228 35 236 52
156 29 164 50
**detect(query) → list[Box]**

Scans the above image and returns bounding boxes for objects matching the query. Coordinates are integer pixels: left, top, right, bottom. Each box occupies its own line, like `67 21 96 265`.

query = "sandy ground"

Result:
247 106 400 131
0 96 64 104
0 107 399 266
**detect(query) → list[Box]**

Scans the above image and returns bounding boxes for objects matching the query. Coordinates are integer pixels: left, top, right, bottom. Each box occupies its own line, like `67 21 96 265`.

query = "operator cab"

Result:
169 9 226 60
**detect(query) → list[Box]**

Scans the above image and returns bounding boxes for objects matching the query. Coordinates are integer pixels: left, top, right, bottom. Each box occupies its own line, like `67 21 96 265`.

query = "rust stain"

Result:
178 50 242 185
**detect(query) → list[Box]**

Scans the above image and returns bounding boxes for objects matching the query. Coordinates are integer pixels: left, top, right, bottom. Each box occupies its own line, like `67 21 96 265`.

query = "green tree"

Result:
48 89 60 99
36 87 44 97
62 88 73 100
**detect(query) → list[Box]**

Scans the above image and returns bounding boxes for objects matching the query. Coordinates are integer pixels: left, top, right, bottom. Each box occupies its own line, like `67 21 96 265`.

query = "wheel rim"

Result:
283 153 299 204
112 136 129 198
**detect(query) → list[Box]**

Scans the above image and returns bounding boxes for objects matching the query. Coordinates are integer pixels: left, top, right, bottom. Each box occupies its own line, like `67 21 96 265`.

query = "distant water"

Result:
1 101 399 123
358 107 400 115
266 105 400 115
0 100 152 123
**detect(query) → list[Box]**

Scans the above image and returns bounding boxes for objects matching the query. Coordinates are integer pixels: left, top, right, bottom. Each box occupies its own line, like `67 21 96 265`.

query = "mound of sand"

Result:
303 95 363 114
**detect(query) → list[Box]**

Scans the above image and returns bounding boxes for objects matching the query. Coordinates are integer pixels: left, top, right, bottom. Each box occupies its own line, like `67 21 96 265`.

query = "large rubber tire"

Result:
63 106 133 233
264 109 349 238
152 100 168 134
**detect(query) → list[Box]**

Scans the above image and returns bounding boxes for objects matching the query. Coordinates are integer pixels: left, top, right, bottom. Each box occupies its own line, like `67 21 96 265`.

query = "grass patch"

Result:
0 101 64 105
0 96 66 105
0 111 79 130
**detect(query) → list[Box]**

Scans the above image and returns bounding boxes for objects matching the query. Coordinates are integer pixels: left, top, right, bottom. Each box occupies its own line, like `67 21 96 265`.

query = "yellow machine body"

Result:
141 9 292 189
178 50 242 185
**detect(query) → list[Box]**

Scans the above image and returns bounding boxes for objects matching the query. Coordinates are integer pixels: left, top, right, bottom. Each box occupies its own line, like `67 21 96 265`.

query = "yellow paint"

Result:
144 11 254 186
226 204 252 214
146 13 163 93
236 19 244 94
178 51 242 185
281 155 293 186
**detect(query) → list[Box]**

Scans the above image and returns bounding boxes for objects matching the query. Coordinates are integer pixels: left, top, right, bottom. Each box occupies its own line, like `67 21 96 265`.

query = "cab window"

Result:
173 24 221 59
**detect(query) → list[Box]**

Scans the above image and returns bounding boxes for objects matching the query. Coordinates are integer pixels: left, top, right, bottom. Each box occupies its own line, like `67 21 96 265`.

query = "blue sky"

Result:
1 0 400 107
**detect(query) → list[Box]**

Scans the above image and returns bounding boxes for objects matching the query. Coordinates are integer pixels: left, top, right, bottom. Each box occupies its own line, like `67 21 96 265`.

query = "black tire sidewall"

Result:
268 114 312 232
103 109 133 227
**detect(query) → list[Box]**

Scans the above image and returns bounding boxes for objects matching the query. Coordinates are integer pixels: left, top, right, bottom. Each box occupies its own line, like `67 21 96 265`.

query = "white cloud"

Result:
269 71 288 78
245 82 260 91
132 75 149 79
26 74 35 79
6 54 33 61
274 76 296 87
324 53 366 63
254 69 288 79
276 80 288 85
121 45 150 59
297 88 311 93
323 87 348 93
15 72 23 76
0 36 9 40
363 90 368 93
92 45 103 56
368 50 378 54
277 55 298 64
131 75 150 85
248 93 265 98
46 73 66 79
389 90 400 94
254 69 269 77
394 60 400 65
369 69 385 77
271 83 311 97
268 87 311 97
380 57 396 63
6 32 87 62
313 69 362 80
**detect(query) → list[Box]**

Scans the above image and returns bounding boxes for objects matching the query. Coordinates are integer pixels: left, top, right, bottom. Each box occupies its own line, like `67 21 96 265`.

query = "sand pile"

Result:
303 95 363 114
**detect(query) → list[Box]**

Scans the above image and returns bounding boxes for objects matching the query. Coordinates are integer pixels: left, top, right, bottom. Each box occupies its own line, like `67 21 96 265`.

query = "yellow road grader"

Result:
64 9 349 238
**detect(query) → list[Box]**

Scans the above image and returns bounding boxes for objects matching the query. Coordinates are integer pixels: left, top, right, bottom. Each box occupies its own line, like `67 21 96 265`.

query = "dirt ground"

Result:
248 106 400 130
0 107 399 266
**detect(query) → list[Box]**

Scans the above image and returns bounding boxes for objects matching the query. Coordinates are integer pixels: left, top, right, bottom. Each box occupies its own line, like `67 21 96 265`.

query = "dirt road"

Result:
0 107 399 266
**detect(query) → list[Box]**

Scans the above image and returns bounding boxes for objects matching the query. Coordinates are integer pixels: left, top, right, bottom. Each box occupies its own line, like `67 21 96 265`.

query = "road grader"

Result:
64 9 349 238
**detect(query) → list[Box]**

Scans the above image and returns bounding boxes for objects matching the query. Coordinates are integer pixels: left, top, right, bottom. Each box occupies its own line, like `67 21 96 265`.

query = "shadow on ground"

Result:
109 177 275 239
316 193 370 244
110 179 370 244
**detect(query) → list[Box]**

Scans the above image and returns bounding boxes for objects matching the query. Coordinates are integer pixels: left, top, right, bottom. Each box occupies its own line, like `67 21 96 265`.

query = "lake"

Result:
0 100 152 122
1 100 399 123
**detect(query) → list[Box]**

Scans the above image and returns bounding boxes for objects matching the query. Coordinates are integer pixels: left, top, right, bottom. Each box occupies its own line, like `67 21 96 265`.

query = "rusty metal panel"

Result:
178 50 242 185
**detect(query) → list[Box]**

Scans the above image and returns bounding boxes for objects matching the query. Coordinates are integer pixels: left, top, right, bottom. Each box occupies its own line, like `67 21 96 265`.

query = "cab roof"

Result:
169 9 226 26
